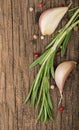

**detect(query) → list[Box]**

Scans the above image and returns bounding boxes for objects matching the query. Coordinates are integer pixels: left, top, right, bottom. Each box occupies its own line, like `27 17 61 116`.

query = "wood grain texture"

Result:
0 0 79 130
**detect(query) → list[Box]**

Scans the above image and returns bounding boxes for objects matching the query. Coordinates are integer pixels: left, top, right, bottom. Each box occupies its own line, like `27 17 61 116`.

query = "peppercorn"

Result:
51 85 55 89
33 34 38 39
59 106 65 111
31 39 37 44
29 7 34 12
56 50 61 56
35 11 42 23
74 26 78 31
40 35 44 40
34 52 40 58
38 2 43 8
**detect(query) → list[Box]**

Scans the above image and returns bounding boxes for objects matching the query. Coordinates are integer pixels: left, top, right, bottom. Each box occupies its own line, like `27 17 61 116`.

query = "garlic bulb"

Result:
39 7 68 35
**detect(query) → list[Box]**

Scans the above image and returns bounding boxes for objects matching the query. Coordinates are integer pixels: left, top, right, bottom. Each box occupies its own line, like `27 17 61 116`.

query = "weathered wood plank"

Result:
0 0 79 130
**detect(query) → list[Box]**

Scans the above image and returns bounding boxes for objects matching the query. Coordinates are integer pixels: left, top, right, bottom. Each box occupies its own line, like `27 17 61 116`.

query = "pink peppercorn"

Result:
59 106 65 111
34 53 40 58
38 2 43 8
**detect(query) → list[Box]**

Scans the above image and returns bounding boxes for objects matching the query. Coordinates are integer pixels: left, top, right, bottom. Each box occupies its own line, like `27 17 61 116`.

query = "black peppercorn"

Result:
35 11 42 23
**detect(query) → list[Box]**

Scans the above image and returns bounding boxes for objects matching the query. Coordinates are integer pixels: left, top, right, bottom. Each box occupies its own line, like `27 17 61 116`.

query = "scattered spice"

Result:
51 85 55 89
73 25 78 31
29 7 34 12
35 11 42 23
38 2 43 8
60 46 62 49
40 35 44 40
34 52 40 58
31 39 37 44
33 34 38 39
56 50 61 56
60 4 65 7
59 106 65 111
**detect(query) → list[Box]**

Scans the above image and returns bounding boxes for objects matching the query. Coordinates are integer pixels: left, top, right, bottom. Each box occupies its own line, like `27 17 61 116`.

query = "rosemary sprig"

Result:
24 8 79 122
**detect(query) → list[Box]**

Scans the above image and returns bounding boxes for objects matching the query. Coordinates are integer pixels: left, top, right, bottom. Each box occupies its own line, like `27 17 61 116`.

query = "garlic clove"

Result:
39 7 68 35
55 61 77 94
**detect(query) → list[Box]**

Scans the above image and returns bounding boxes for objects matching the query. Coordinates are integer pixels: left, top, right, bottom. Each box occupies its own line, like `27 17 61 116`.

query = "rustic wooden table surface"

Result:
0 0 79 130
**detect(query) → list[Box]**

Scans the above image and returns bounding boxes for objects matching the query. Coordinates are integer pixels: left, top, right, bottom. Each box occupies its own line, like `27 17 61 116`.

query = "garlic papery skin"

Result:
54 61 77 94
39 7 68 35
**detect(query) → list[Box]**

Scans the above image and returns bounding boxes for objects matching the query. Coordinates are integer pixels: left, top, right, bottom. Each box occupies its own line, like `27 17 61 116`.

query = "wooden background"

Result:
0 0 79 130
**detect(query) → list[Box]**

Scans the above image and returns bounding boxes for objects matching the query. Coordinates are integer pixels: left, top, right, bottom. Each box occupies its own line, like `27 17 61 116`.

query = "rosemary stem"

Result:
65 9 79 29
52 20 79 51
69 6 79 12
52 32 66 50
68 20 79 30
33 63 45 90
